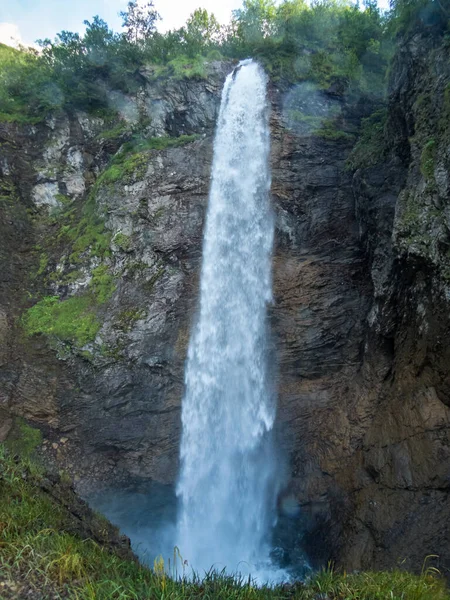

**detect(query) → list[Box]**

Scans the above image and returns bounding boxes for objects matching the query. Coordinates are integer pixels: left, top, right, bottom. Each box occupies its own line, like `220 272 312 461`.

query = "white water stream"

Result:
176 60 282 580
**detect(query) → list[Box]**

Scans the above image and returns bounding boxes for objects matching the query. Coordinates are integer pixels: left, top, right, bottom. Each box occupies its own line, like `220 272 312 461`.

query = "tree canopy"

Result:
0 0 446 124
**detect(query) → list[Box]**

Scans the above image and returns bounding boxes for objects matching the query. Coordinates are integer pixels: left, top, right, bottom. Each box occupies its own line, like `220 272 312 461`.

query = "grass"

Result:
152 55 208 80
22 260 117 347
4 419 42 459
22 295 101 346
0 447 448 600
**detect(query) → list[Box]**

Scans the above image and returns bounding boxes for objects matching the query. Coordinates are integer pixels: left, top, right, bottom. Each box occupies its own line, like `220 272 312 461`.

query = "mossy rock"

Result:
4 418 42 459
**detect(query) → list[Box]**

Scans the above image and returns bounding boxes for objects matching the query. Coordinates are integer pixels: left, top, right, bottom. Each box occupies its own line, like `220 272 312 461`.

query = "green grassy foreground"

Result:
0 445 448 600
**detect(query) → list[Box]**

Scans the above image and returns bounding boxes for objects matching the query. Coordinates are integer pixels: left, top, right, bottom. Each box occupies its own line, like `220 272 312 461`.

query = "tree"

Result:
182 9 221 56
120 1 160 43
388 0 449 32
233 0 277 47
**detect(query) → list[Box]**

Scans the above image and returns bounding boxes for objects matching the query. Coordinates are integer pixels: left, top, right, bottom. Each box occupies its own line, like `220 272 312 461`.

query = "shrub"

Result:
346 108 387 170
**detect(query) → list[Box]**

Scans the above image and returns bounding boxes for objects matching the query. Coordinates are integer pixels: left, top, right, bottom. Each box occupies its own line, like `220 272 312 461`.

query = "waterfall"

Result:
176 60 282 579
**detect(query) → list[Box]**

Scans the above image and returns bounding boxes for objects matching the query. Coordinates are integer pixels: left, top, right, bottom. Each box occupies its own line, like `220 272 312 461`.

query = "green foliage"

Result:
22 295 101 346
182 9 221 58
0 43 56 123
233 0 278 49
94 134 198 192
0 179 18 204
420 139 436 181
113 232 132 251
69 220 111 262
159 54 208 79
5 419 42 459
346 108 387 170
65 193 112 262
236 0 390 92
91 265 116 303
120 1 160 43
133 134 199 150
388 0 449 35
36 252 49 277
315 122 355 142
115 308 146 332
97 151 148 187
0 447 449 600
96 121 129 141
1 0 393 124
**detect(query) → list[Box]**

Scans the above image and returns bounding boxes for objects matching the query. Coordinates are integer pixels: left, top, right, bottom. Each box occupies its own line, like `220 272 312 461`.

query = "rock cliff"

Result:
1 28 449 574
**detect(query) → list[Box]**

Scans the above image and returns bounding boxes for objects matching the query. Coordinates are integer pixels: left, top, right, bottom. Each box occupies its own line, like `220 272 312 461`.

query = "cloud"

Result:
0 22 23 47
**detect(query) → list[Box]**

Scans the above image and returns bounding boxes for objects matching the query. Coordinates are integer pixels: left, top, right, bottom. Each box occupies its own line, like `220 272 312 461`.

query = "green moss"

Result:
437 84 450 141
113 232 132 251
420 139 436 182
62 269 84 284
92 134 199 196
314 118 355 142
346 108 387 170
96 121 128 141
96 152 147 187
69 222 112 262
90 264 116 304
115 308 146 332
0 179 18 205
55 194 71 205
0 110 43 125
100 340 126 360
287 109 324 130
396 190 443 259
22 295 101 346
36 252 49 277
5 419 42 459
79 349 95 361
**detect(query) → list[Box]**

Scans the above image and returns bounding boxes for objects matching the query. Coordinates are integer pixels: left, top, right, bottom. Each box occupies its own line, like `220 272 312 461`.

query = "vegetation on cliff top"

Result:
1 444 448 600
0 0 391 124
0 0 447 125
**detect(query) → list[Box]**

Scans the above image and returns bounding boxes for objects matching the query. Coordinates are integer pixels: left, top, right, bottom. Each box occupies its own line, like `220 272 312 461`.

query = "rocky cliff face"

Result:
1 31 449 575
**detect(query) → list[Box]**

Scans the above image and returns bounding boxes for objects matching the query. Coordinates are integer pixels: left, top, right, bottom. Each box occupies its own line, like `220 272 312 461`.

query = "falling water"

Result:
176 60 281 579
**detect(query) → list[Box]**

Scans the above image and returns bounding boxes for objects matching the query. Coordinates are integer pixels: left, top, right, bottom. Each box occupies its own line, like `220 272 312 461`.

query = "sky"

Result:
0 0 390 48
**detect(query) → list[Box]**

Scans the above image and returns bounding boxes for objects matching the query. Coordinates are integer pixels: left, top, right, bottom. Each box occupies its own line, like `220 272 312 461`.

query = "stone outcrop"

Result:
1 29 450 576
